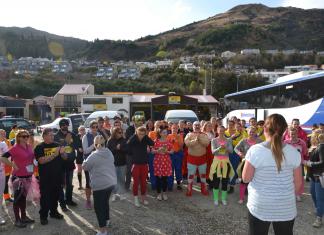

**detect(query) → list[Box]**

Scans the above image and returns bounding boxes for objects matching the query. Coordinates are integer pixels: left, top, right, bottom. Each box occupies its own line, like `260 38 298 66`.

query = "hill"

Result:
0 26 89 59
0 4 324 60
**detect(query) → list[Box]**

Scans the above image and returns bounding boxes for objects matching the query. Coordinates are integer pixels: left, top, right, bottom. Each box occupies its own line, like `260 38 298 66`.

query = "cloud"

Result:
282 0 324 9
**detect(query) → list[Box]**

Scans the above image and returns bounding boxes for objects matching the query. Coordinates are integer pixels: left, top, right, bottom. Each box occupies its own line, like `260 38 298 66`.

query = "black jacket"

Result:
127 134 154 164
309 143 324 179
107 137 127 166
54 130 78 170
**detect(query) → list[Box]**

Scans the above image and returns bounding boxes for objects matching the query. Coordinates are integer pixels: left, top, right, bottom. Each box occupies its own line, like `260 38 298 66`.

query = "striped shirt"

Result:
245 142 301 221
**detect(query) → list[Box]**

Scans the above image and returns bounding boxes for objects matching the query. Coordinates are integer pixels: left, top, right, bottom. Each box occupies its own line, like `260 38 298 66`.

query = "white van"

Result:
164 110 199 123
84 111 120 129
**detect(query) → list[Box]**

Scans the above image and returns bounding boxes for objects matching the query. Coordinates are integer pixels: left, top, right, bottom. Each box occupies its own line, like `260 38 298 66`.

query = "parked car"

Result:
37 113 90 134
84 111 120 129
164 109 199 124
0 118 34 138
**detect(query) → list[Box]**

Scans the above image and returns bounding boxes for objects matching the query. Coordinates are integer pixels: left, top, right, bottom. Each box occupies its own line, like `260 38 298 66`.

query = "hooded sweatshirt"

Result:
82 147 117 191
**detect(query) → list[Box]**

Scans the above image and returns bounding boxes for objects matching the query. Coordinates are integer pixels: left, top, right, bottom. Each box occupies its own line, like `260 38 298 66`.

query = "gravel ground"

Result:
1 174 324 235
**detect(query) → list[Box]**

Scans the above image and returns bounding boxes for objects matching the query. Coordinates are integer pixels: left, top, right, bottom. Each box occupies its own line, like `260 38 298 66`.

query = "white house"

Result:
178 63 199 72
254 70 290 83
156 60 173 68
240 49 260 55
221 51 237 59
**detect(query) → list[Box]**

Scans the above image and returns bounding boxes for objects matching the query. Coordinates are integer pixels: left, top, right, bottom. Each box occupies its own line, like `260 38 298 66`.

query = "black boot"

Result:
228 186 234 194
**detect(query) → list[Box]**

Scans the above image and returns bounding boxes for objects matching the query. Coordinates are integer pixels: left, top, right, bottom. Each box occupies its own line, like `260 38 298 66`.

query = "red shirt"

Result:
8 144 35 177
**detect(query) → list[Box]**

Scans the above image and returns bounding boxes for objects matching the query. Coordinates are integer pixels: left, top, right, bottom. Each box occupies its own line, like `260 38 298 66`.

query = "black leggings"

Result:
248 211 295 235
211 163 231 191
85 171 91 189
4 175 10 195
156 176 168 193
93 186 113 228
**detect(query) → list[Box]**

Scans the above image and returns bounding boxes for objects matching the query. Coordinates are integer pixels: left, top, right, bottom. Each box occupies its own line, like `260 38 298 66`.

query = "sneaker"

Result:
214 200 219 206
119 194 126 201
222 200 227 206
66 200 78 207
21 216 35 223
85 201 92 210
61 206 69 212
14 220 27 228
162 193 168 201
0 217 5 226
296 196 302 202
111 194 117 202
157 194 162 201
40 218 48 225
312 217 322 228
107 220 112 228
142 199 149 205
50 212 64 219
5 198 14 203
238 200 244 205
177 185 182 190
134 196 140 207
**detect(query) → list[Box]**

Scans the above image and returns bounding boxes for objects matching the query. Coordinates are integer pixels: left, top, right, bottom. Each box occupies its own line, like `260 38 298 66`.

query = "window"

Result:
112 97 123 104
83 98 106 104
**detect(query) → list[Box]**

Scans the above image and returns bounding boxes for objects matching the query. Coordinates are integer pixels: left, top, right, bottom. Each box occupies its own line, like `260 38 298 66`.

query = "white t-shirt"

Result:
0 141 9 173
245 142 301 222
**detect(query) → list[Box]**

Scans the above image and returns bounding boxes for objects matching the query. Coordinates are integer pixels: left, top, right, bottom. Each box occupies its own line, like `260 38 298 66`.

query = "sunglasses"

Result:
20 135 30 139
91 126 98 129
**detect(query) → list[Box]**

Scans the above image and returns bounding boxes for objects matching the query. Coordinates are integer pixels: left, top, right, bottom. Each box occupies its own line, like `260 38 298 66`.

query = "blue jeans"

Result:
148 152 156 190
168 151 184 189
229 152 240 186
113 165 126 194
60 169 74 206
310 179 324 218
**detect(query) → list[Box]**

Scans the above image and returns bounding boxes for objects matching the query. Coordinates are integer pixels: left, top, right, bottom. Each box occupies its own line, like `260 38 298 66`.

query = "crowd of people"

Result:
0 114 323 235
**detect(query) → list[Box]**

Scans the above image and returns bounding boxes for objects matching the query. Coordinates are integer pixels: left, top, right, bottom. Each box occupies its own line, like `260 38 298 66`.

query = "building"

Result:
26 96 54 124
281 49 298 55
156 60 174 68
52 61 72 73
53 84 94 116
180 56 194 63
178 63 199 72
254 70 290 83
80 92 219 120
300 50 314 55
0 96 27 118
240 49 260 55
135 62 157 70
221 51 237 59
284 65 315 73
265 49 279 55
96 67 114 79
118 67 140 79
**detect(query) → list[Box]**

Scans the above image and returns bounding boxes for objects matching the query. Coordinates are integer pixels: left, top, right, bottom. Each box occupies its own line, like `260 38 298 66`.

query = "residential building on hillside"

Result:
52 61 72 73
221 51 237 59
156 60 173 68
265 49 279 55
178 63 199 72
96 67 114 79
282 49 298 55
254 70 290 83
240 49 260 55
135 62 157 70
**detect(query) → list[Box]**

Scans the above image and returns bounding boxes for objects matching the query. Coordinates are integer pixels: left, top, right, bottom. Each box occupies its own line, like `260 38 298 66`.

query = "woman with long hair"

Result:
304 133 324 228
242 114 302 235
152 127 173 200
1 130 35 228
210 126 234 206
234 126 261 204
202 121 215 189
76 126 86 190
83 135 116 235
284 127 308 202
108 127 127 201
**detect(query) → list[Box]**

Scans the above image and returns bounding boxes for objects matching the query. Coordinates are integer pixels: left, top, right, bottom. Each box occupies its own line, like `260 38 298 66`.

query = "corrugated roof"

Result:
130 95 218 103
57 84 92 95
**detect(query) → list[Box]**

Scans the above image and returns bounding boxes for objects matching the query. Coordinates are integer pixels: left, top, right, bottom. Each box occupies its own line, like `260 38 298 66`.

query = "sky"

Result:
1 0 324 41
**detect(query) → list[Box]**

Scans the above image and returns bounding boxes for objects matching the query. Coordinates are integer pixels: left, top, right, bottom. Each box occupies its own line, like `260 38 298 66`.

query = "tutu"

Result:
9 175 40 203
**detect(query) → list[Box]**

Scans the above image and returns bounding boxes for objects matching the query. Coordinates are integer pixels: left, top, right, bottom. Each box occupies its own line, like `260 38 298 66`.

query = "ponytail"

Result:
94 135 105 149
265 114 287 172
270 133 284 172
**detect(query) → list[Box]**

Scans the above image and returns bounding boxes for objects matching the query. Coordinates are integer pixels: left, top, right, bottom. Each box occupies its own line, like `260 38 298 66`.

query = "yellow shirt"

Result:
225 130 248 147
9 130 17 140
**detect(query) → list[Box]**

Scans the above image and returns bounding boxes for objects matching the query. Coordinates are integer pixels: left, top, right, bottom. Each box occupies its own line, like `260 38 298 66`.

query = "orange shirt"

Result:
167 133 184 152
148 131 158 141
